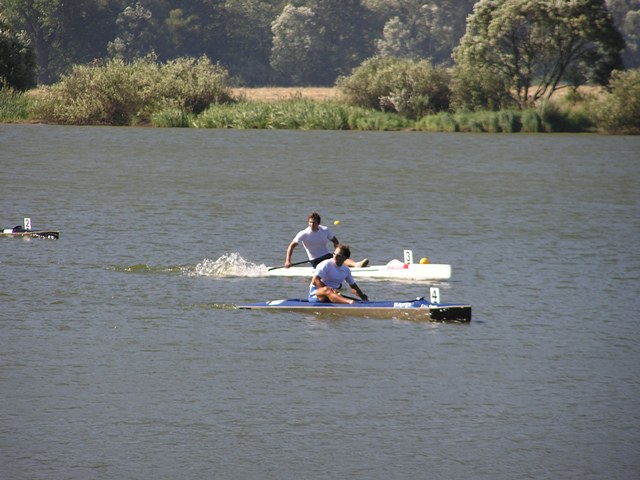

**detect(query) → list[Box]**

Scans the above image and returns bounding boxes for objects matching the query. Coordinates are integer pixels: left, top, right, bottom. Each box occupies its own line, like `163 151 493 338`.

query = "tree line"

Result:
2 0 638 88
1 0 639 133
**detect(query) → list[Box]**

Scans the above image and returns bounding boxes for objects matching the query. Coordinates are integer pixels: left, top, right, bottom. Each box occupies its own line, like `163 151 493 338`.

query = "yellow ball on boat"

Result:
419 257 429 264
333 220 341 225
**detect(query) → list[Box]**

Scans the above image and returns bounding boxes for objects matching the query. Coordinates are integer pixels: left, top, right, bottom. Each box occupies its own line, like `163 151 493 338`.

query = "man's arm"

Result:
285 241 298 268
349 282 368 301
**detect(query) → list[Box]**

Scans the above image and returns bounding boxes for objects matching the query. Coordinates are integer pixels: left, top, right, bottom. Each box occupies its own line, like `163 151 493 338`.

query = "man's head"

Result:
333 244 351 265
308 212 321 230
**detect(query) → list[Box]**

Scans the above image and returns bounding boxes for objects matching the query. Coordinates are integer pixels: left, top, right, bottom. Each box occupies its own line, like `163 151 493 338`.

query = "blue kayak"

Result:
237 297 471 322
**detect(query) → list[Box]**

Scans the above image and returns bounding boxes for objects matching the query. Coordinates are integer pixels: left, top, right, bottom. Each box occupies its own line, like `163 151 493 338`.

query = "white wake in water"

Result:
194 252 268 277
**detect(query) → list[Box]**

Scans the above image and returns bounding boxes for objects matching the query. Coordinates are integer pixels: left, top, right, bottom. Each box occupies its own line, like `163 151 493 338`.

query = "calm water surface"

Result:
1 124 639 479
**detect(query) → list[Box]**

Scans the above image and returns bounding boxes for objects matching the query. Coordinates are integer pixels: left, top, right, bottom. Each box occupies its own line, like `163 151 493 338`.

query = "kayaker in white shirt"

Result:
284 212 369 268
309 244 368 304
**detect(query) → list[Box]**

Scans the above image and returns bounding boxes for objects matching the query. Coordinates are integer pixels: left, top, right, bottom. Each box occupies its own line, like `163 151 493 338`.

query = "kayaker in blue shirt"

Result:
309 244 368 304
284 212 369 268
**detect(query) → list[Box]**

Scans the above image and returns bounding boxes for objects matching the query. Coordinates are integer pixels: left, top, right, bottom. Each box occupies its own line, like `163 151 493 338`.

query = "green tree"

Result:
0 0 63 83
270 4 322 85
1 0 123 84
309 0 376 83
608 0 640 68
107 2 158 60
0 14 37 89
219 0 281 85
373 0 475 65
271 1 376 85
452 0 625 110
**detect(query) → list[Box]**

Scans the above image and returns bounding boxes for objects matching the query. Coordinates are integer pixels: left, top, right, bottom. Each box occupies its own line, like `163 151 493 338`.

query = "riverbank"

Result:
2 84 637 134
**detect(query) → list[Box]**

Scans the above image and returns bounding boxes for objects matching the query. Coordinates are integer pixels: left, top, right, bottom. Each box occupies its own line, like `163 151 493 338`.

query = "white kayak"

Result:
268 259 451 281
269 263 451 280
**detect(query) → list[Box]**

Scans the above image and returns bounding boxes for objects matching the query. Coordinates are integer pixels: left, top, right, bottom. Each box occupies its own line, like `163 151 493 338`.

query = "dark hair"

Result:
308 212 321 223
336 243 351 258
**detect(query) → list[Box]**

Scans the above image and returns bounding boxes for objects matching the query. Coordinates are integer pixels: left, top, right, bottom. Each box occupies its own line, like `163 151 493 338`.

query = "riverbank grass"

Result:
0 88 33 122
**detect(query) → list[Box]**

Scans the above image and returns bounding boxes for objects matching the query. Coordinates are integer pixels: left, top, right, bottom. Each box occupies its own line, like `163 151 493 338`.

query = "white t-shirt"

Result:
293 225 335 260
312 259 354 289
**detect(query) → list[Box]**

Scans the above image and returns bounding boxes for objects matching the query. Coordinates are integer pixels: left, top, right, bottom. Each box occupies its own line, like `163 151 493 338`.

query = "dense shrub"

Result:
592 69 640 134
33 55 233 125
336 56 451 119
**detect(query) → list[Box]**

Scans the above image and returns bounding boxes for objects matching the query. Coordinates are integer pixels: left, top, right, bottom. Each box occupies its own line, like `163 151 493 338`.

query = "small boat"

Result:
1 218 59 240
268 250 451 281
238 288 471 322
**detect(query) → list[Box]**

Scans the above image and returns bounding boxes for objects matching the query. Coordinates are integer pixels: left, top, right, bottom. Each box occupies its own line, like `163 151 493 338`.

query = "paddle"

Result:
338 292 367 302
268 259 312 271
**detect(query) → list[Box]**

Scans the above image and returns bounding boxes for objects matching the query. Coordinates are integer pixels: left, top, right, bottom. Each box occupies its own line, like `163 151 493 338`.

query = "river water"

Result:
1 124 639 479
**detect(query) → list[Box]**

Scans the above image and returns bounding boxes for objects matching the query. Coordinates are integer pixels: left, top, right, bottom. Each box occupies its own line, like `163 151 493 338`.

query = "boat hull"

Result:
238 299 471 322
1 230 59 240
268 263 451 281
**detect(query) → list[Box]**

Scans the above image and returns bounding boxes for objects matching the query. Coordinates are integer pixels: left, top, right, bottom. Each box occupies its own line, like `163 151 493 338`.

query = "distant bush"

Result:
336 56 451 119
592 69 640 134
33 55 233 125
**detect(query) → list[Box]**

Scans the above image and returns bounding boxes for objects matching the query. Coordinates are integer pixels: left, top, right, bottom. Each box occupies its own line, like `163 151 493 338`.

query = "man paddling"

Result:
284 212 368 269
309 244 368 304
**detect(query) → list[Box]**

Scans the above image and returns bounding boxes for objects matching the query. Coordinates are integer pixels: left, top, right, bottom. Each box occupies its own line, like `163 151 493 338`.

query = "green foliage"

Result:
541 102 595 133
33 55 233 125
592 68 640 134
450 63 514 111
195 98 350 130
414 112 459 132
608 0 640 68
453 0 625 109
520 110 543 133
415 109 556 133
192 97 410 131
336 56 451 119
150 108 194 128
0 15 37 90
374 0 476 65
0 85 33 121
107 3 156 61
270 5 321 86
345 108 412 131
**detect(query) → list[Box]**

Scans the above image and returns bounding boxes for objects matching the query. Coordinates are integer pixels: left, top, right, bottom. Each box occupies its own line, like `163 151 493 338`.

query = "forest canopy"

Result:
1 0 637 88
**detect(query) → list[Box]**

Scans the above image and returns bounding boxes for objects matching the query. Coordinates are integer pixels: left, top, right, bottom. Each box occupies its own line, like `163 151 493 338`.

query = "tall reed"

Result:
0 87 33 122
